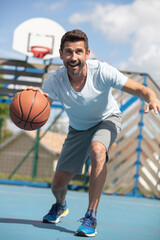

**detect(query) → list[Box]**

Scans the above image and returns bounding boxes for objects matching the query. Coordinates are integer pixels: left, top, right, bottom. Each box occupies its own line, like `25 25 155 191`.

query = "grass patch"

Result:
0 173 52 183
0 173 85 186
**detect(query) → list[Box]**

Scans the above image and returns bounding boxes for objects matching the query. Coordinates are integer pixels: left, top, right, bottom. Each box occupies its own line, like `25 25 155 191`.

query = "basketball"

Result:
9 90 50 131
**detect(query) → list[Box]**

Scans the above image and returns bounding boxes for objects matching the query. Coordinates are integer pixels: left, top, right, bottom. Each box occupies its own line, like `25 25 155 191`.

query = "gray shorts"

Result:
56 114 122 174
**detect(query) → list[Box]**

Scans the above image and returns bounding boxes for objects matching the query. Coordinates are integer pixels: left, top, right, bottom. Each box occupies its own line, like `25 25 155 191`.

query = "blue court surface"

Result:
0 184 160 240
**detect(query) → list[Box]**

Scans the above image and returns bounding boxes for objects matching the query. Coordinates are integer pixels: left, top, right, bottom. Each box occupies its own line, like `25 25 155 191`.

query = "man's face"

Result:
59 41 90 77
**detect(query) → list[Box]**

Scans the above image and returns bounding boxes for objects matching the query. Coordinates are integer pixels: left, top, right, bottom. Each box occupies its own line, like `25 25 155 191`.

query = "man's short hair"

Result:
60 29 89 51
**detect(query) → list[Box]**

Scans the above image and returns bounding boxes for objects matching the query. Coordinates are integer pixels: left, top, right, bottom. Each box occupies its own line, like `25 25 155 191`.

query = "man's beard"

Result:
66 60 85 76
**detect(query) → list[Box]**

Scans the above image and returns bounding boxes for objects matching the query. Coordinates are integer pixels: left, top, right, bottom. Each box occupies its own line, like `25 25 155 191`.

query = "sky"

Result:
1 0 160 87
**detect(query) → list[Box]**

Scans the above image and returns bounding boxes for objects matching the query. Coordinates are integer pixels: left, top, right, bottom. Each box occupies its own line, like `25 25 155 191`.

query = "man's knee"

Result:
90 141 107 166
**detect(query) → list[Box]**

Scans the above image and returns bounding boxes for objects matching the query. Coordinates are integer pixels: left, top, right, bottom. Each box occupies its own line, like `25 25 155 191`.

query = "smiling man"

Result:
59 33 90 92
29 29 160 237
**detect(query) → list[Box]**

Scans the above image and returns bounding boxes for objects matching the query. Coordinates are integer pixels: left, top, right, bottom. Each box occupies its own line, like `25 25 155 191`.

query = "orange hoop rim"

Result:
31 46 51 58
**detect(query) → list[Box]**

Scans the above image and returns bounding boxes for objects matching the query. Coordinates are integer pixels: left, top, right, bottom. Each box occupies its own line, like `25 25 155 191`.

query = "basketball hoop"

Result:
31 46 51 58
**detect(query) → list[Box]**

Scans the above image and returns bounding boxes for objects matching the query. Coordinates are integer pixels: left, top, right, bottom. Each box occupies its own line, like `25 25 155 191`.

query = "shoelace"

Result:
78 216 96 228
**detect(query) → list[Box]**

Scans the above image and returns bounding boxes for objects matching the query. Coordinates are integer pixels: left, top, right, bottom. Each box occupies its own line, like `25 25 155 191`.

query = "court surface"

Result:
0 184 160 240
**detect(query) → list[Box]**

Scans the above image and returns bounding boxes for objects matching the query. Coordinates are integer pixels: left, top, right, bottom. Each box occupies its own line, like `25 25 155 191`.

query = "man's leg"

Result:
43 170 74 223
75 141 107 237
88 141 107 210
51 170 75 203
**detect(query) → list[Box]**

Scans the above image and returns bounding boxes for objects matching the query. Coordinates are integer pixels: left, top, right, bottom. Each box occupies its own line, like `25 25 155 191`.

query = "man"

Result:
27 29 160 237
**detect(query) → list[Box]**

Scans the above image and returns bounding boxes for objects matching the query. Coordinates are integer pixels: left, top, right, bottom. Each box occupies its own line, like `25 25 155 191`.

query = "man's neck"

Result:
68 64 87 92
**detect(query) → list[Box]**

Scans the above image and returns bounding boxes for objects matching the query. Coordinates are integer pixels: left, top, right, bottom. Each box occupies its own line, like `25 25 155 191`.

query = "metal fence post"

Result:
133 73 147 197
0 117 4 145
32 128 40 178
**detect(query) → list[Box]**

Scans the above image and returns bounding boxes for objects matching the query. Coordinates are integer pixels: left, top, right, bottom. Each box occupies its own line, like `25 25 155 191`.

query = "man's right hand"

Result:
21 86 49 98
21 86 54 105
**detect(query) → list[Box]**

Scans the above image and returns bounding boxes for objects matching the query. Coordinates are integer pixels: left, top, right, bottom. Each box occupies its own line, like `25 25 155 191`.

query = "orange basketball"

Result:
9 90 50 131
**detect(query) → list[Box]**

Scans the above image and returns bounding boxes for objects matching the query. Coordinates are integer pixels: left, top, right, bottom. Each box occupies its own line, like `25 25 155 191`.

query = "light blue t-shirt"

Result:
42 59 128 130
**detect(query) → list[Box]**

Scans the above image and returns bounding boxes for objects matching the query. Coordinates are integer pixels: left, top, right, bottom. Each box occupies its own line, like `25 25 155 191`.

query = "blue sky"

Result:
1 0 160 86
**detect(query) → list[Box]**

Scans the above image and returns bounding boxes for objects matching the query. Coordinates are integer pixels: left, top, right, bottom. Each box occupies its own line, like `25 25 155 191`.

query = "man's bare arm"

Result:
121 78 160 115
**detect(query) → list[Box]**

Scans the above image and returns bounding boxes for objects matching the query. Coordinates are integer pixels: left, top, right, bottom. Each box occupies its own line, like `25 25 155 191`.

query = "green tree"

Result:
0 69 13 143
0 102 13 144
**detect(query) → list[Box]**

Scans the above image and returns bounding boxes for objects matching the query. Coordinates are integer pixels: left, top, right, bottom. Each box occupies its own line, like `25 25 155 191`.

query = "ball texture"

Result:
9 90 50 130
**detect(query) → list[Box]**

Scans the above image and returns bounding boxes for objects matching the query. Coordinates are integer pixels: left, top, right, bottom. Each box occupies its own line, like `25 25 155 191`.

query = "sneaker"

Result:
75 215 97 237
43 203 69 223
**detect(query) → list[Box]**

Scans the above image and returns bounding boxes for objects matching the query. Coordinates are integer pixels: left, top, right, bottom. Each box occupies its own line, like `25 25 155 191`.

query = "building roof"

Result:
0 130 67 156
27 130 67 154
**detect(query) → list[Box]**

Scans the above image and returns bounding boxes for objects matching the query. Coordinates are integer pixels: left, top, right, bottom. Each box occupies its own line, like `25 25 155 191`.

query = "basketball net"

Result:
31 46 51 58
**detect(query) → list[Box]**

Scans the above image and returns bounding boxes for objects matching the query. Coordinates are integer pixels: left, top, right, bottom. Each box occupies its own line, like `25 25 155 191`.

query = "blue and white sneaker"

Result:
43 203 69 223
75 215 97 237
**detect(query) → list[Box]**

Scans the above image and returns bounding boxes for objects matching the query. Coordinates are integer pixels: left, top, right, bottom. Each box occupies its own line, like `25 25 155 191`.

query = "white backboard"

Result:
13 18 66 59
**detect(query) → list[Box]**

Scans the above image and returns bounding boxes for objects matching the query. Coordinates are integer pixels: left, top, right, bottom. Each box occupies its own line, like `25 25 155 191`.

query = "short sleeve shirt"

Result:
42 59 128 130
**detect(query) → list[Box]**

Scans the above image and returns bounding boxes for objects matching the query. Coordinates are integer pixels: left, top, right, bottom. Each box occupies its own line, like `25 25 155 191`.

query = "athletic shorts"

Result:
56 114 122 174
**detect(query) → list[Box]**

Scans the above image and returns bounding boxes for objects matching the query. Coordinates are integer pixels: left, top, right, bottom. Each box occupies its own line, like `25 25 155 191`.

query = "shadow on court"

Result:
0 218 75 234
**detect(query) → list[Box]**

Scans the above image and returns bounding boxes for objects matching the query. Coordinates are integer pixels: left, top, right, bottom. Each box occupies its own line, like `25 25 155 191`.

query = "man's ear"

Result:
59 49 63 60
86 49 90 60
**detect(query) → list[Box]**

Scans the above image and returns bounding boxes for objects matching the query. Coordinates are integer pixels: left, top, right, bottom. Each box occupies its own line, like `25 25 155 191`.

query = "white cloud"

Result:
49 1 65 11
69 0 160 86
34 0 66 11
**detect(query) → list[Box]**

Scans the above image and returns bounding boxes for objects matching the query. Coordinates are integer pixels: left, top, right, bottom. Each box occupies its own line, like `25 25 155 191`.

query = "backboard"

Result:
13 18 66 59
